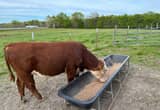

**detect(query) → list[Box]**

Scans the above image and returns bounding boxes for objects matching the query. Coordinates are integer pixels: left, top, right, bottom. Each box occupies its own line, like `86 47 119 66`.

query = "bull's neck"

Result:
83 49 99 70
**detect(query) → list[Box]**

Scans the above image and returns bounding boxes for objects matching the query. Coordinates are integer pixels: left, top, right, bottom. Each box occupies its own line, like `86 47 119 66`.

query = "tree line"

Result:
0 11 160 28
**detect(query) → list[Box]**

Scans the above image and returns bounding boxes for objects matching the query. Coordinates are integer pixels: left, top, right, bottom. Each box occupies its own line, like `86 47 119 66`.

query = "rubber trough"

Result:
58 54 129 108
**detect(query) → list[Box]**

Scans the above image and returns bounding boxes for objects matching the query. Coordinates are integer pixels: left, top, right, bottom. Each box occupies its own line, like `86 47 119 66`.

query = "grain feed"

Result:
74 63 121 101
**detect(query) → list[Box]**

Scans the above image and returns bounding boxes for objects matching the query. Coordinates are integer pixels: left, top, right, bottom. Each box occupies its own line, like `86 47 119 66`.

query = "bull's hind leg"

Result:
13 68 26 102
23 74 42 100
16 78 25 102
17 70 42 100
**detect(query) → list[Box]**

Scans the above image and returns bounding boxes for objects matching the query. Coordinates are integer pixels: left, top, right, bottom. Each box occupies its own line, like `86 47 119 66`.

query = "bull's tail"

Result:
4 46 15 82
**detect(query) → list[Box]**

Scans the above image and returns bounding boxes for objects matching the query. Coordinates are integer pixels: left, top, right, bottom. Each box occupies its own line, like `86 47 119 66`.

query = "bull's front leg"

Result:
66 64 77 83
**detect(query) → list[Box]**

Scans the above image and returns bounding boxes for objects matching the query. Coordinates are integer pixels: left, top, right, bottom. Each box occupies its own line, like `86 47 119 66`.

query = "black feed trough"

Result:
58 54 129 109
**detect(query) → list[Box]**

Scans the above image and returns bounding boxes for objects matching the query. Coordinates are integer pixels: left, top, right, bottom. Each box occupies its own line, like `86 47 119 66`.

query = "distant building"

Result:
25 25 39 29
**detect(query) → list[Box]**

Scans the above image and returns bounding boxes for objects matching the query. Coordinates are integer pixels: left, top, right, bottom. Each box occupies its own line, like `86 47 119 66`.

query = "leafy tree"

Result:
46 15 56 28
55 12 71 28
85 12 99 28
11 20 24 27
71 12 84 28
1 11 160 28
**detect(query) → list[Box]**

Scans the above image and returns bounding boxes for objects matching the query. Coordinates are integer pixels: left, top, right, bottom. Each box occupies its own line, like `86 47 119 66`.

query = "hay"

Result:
74 63 121 101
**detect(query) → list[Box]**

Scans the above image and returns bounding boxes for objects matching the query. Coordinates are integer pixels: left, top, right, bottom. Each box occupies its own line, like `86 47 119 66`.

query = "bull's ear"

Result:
97 59 104 70
98 58 109 71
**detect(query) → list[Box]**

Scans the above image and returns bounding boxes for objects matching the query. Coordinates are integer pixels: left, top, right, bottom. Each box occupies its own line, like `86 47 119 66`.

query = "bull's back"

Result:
5 42 84 75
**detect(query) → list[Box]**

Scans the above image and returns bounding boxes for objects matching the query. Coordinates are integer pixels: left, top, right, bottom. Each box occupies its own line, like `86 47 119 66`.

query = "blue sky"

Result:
0 0 160 23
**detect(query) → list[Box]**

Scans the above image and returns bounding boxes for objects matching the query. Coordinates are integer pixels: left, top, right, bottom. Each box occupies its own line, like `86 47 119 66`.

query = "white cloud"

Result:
0 0 160 23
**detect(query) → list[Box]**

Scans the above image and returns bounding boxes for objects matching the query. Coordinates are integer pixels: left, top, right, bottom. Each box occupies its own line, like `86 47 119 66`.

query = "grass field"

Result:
0 28 160 76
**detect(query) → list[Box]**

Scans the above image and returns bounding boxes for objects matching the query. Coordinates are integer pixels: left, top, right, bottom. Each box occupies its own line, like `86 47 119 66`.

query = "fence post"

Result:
156 23 159 29
135 26 140 45
32 32 34 41
113 25 117 45
96 28 99 48
138 26 141 44
126 25 129 45
150 24 153 35
145 25 148 30
136 27 138 44
69 33 72 40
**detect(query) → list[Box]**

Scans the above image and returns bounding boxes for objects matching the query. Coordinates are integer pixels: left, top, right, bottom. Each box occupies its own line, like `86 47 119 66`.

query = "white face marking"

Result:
90 61 109 82
90 70 103 79
89 59 109 82
99 78 105 82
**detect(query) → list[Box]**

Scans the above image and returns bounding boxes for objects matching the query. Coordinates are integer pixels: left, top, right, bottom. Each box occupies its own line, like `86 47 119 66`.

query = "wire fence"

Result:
112 25 160 46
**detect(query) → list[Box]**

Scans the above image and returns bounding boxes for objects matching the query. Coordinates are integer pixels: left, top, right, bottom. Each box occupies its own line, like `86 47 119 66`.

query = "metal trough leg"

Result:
90 97 101 110
114 72 121 82
114 72 121 88
106 81 114 99
127 59 130 75
110 82 114 99
124 60 129 80
108 59 130 110
97 97 101 110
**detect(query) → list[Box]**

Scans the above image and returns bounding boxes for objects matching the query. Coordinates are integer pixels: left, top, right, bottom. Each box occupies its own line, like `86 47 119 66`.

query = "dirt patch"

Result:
0 64 160 110
111 64 160 110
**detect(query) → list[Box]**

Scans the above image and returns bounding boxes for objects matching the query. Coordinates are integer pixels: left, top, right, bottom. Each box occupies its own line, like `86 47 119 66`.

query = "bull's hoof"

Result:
37 95 42 100
22 99 28 103
37 94 43 100
34 92 42 100
21 97 28 104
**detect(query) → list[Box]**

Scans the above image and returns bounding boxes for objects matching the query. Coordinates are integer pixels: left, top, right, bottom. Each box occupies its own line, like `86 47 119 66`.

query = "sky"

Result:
0 0 160 23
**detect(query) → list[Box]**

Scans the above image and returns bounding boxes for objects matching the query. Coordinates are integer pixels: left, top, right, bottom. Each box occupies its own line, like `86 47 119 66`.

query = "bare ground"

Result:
111 64 160 110
0 64 160 110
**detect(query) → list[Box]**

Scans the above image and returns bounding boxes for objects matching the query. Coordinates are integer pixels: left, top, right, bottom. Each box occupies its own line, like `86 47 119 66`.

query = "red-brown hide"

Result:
4 41 104 100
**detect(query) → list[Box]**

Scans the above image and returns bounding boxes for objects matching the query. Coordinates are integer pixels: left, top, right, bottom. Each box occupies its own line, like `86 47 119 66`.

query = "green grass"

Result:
0 28 160 76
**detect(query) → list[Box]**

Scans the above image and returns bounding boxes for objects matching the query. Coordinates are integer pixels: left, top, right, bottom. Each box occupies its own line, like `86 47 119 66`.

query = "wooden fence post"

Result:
126 25 129 45
150 24 153 35
96 28 99 48
113 25 117 45
69 33 72 40
156 23 159 29
136 27 139 44
32 32 34 40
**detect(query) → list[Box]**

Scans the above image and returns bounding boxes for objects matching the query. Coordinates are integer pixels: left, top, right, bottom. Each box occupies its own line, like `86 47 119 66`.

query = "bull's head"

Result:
90 59 108 82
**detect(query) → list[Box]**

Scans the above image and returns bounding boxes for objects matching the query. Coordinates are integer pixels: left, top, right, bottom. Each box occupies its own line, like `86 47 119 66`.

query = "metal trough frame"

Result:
58 55 130 110
94 56 129 110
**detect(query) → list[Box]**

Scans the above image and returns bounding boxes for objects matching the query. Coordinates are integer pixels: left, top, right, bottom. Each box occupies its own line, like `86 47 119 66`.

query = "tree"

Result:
24 20 40 26
97 16 105 28
11 20 24 27
84 12 99 28
3 11 160 28
71 12 84 28
46 15 56 28
55 12 71 28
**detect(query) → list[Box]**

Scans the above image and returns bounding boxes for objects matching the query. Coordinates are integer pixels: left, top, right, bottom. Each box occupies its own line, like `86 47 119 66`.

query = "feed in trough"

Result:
74 63 121 101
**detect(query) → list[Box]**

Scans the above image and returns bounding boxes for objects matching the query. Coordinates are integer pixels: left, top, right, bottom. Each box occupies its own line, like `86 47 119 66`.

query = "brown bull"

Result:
4 41 105 101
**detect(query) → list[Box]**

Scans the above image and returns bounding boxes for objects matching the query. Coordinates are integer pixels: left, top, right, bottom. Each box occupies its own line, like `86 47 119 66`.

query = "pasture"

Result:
0 28 160 76
0 28 160 110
